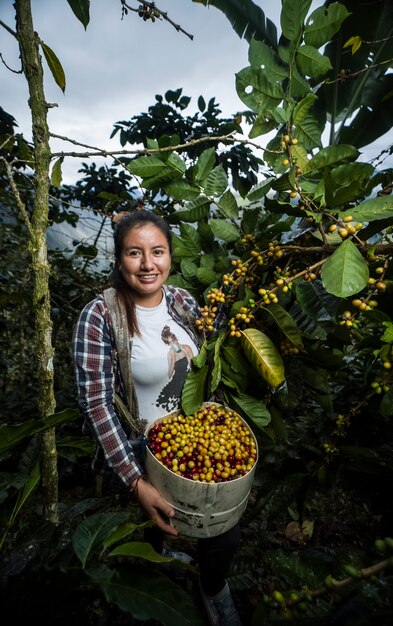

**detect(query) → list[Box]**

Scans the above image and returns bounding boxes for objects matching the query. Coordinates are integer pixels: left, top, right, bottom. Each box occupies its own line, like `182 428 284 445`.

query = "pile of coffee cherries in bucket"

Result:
146 403 258 482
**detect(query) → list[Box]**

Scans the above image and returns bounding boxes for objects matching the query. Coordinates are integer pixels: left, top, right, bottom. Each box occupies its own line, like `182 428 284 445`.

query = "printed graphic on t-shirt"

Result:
155 324 193 412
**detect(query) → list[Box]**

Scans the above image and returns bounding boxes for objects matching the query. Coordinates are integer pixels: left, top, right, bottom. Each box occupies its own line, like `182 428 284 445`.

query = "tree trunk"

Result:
15 0 59 523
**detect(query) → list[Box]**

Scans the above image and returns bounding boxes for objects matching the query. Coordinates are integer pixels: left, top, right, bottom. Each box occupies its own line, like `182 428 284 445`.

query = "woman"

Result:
72 210 242 626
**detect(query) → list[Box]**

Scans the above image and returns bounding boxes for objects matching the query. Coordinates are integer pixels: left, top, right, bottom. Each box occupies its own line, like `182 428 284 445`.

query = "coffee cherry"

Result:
282 159 289 166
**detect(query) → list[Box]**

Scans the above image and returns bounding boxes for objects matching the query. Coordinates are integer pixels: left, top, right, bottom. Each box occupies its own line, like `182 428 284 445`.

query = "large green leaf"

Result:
210 219 239 242
174 197 210 223
179 223 201 254
196 266 217 285
236 67 284 112
240 328 285 389
195 147 216 182
296 45 332 78
217 189 239 219
229 392 271 429
248 38 288 80
181 365 209 414
304 3 350 48
40 43 66 93
321 239 369 298
180 259 198 280
211 333 227 394
67 0 90 28
127 156 169 178
265 303 304 350
281 0 312 41
294 280 340 321
0 408 80 453
338 195 393 223
164 180 200 201
293 93 323 149
72 512 131 568
302 145 359 173
88 564 204 626
204 165 228 197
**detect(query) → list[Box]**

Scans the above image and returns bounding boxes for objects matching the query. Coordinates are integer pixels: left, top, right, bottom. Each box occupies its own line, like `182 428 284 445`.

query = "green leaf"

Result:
164 180 200 201
204 165 228 197
296 45 332 78
211 333 227 394
240 328 285 389
51 157 63 188
302 145 359 173
72 512 131 568
293 93 323 149
210 219 239 242
230 392 271 429
304 3 350 48
88 563 204 626
180 259 198 280
217 189 239 219
168 152 187 174
281 0 312 40
109 541 180 563
248 38 288 81
8 462 40 527
67 0 90 28
236 67 284 112
175 197 210 223
294 280 340 321
266 303 304 350
196 267 217 285
0 408 80 454
196 147 216 182
321 239 369 298
40 43 66 93
246 179 272 202
338 195 393 223
381 322 393 343
179 223 201 254
182 365 209 415
127 156 168 178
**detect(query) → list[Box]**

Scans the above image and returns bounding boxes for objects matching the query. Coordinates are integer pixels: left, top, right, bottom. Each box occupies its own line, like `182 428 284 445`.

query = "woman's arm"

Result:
72 298 143 486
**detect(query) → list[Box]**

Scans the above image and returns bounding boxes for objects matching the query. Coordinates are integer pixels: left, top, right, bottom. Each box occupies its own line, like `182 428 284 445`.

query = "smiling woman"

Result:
72 209 243 626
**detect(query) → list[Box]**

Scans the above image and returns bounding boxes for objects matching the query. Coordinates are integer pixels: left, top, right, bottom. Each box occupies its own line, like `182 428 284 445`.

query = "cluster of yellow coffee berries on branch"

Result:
228 305 255 337
369 263 388 293
195 305 217 334
328 214 364 239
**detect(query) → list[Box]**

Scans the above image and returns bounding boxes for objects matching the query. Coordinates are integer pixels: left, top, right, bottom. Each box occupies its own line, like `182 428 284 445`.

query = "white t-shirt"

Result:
131 296 198 424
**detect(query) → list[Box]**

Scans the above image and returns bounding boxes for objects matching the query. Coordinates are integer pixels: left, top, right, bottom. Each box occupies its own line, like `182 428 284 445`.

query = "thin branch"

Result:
121 1 194 40
50 131 278 160
0 19 17 38
1 157 33 236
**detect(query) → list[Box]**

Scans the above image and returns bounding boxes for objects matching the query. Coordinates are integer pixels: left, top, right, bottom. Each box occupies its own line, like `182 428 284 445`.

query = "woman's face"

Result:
119 224 171 306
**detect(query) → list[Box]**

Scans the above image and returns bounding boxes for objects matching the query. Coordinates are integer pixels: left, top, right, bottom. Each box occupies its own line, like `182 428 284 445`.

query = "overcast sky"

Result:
2 0 280 184
2 1 391 188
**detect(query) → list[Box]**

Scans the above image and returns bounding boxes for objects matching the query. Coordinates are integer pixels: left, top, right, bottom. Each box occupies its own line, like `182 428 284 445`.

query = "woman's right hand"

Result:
132 478 178 536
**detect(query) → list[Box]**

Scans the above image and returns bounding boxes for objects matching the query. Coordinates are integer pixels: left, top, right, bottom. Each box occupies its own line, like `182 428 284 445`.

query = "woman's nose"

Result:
141 253 154 269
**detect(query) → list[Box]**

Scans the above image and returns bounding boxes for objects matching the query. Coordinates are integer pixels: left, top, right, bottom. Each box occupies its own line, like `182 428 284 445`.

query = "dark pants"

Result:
144 522 241 597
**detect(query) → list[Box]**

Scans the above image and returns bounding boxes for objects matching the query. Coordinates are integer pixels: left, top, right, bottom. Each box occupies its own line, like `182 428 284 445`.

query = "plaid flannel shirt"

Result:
72 285 201 487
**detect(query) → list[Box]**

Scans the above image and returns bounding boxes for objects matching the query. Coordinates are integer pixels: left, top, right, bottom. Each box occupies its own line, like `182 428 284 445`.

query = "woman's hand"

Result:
132 477 178 536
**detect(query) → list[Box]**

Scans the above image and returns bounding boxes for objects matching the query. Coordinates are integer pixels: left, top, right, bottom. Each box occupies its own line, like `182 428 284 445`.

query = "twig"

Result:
120 1 194 40
1 157 33 236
